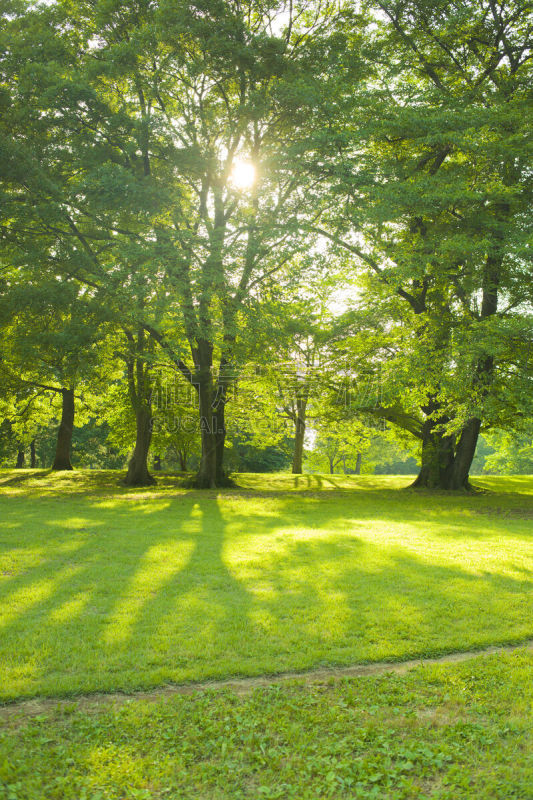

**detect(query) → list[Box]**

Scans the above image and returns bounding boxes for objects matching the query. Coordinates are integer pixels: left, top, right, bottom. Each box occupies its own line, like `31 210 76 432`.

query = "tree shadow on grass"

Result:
0 495 258 699
0 469 54 487
0 488 532 701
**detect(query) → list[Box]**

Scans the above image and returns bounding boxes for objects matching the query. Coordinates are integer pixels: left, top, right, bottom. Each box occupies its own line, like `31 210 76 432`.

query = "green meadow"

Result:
0 471 531 702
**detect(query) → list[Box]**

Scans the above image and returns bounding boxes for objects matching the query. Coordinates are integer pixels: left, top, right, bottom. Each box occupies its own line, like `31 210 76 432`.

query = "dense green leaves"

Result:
0 0 531 483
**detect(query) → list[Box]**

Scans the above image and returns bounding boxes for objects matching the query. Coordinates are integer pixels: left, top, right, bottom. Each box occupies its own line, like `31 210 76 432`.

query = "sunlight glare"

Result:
230 159 256 190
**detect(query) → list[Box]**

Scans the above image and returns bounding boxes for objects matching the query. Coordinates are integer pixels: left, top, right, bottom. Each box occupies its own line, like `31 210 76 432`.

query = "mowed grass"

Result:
1 649 532 799
0 470 532 702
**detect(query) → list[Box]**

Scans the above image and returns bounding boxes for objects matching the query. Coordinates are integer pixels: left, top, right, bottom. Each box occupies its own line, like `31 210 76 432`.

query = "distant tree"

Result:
483 428 533 474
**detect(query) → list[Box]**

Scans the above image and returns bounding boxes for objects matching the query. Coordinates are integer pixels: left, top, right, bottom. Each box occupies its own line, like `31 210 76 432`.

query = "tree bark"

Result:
195 397 228 487
52 388 74 470
449 417 481 490
195 359 218 488
291 395 307 474
178 449 188 472
15 445 25 469
193 344 231 488
123 327 155 487
30 439 36 468
411 417 455 489
292 418 305 474
125 404 155 486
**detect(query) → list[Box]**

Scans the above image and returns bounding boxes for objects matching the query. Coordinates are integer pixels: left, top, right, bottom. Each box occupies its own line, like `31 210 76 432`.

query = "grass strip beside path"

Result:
1 647 532 799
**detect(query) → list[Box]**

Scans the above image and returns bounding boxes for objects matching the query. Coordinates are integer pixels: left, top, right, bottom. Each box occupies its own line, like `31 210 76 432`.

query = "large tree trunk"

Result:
123 327 155 487
194 346 230 488
411 417 481 490
52 388 74 470
195 397 227 487
449 418 481 490
15 445 25 468
125 404 155 486
30 439 36 468
195 364 218 488
411 418 455 489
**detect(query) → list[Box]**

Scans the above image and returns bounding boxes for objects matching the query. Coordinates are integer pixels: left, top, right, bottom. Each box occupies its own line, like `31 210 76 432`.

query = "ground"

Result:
0 471 532 798
1 647 532 799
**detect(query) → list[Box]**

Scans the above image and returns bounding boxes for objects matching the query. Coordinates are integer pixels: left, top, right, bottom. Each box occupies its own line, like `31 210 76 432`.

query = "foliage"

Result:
483 428 533 474
0 0 531 486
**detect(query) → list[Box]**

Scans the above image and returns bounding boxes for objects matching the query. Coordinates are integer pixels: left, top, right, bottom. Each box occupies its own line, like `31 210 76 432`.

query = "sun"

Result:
229 159 256 190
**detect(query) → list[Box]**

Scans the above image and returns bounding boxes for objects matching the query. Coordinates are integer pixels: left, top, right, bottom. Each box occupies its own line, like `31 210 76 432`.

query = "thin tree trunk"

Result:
123 327 155 487
354 452 362 475
292 419 305 474
15 445 25 469
178 450 188 472
153 455 162 471
30 439 36 468
52 388 74 471
291 396 307 474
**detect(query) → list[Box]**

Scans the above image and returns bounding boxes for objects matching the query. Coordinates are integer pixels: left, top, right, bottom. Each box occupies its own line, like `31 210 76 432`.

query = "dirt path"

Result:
2 639 532 724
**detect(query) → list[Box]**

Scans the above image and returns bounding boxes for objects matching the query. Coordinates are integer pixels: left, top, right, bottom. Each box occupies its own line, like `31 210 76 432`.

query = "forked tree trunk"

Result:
411 418 480 490
52 388 74 470
411 419 455 489
125 405 155 486
15 446 25 468
30 439 36 468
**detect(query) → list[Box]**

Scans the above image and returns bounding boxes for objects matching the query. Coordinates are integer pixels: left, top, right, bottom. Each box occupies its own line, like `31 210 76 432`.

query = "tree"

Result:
311 0 533 488
1 0 346 487
0 269 109 470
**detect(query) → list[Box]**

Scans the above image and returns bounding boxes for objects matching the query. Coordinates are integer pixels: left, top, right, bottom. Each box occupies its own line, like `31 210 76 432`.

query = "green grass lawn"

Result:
1 648 532 799
0 471 532 702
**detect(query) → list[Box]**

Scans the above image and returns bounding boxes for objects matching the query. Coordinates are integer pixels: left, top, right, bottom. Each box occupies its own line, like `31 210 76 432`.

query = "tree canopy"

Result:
1 0 531 488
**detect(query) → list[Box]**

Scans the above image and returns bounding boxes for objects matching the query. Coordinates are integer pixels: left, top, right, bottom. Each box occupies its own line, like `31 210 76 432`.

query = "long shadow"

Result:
0 496 200 697
117 497 254 683
0 469 54 487
0 482 532 700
